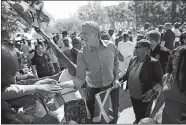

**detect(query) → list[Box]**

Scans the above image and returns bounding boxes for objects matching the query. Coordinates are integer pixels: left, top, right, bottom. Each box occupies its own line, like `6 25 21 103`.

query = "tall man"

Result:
74 21 120 123
146 30 170 74
162 23 175 50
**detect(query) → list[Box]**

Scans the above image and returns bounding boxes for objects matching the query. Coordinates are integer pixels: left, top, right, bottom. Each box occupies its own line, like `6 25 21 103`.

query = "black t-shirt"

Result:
150 44 170 74
163 29 175 50
31 53 51 78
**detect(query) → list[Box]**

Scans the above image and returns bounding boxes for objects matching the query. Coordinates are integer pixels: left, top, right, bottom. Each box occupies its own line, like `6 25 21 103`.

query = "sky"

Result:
43 1 124 20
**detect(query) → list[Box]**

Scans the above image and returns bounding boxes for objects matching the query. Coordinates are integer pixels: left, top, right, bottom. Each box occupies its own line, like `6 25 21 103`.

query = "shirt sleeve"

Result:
152 60 163 86
31 57 36 66
74 50 86 88
2 84 36 100
163 32 168 41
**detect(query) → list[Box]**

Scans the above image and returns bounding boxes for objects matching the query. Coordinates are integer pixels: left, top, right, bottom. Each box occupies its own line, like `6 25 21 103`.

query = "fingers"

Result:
36 78 58 85
43 79 57 83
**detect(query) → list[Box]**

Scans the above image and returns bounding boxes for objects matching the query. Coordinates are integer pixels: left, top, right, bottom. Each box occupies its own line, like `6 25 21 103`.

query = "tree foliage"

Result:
77 1 108 25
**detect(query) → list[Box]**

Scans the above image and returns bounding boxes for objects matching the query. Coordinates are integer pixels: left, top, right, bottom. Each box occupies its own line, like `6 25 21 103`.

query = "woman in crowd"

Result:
151 46 186 124
119 39 163 124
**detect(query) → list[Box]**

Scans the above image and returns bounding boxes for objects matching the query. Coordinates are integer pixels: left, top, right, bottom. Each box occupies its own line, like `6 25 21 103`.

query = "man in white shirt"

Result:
118 33 135 77
108 29 116 44
57 31 72 51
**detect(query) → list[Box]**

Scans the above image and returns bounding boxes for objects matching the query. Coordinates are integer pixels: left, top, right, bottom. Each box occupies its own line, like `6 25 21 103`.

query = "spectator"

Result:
115 31 123 47
128 30 133 42
163 23 175 50
118 33 135 77
64 37 82 64
119 39 163 124
31 44 55 78
63 37 71 51
151 46 186 124
44 40 61 74
158 25 164 42
146 30 170 74
1 44 59 124
108 29 116 44
57 31 72 51
173 22 182 48
53 34 59 44
100 31 110 40
180 31 186 45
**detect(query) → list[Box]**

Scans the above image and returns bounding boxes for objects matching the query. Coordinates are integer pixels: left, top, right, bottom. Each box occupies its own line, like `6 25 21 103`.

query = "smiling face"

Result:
81 25 99 47
134 43 149 57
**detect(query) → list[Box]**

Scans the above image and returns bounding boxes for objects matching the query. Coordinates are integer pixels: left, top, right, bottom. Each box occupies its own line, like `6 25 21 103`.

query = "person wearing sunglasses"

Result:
119 39 163 124
150 46 186 124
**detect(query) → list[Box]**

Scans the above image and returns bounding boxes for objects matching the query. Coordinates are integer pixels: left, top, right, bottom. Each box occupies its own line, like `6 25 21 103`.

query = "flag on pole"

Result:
7 0 50 28
93 88 114 124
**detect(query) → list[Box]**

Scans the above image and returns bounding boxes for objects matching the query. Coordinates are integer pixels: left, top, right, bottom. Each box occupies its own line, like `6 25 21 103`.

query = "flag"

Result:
7 0 50 28
93 88 114 124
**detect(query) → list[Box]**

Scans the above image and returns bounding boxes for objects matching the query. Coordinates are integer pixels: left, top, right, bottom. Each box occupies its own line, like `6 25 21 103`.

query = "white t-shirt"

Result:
57 37 72 51
118 41 135 77
110 36 116 45
118 41 135 56
173 28 181 42
58 69 82 103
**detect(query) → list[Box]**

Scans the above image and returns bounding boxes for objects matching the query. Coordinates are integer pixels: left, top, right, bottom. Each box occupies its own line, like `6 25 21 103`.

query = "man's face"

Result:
134 44 148 57
36 45 44 54
63 39 69 47
81 25 98 47
147 36 158 49
74 41 82 50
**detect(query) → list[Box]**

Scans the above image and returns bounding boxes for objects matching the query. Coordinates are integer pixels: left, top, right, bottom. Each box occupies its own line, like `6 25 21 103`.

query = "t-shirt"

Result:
128 62 143 99
163 29 175 50
118 41 135 77
31 53 51 78
57 37 72 51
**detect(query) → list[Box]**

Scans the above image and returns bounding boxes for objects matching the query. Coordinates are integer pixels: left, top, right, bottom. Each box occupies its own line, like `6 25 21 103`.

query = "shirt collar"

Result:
88 39 108 52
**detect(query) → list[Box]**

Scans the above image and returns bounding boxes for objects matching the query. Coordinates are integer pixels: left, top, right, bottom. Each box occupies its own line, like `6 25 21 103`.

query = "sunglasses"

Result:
135 46 144 49
171 54 180 59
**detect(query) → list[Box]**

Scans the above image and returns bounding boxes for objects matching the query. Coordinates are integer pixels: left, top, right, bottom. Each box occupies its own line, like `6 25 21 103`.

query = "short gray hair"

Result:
82 21 100 36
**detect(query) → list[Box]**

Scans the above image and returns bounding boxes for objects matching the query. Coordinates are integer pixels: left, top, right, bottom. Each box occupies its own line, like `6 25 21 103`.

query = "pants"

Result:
53 62 61 74
130 97 153 123
86 84 119 124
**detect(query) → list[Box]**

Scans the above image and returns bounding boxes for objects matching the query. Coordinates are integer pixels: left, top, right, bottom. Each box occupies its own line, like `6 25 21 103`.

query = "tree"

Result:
127 0 186 28
77 1 108 25
51 14 82 35
1 1 26 35
104 2 130 30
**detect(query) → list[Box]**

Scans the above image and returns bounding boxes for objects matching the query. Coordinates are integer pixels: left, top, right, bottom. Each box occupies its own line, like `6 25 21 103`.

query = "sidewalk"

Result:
117 107 135 124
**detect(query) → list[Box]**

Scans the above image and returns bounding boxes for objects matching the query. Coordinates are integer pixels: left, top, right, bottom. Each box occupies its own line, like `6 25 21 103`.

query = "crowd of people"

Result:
1 20 186 124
